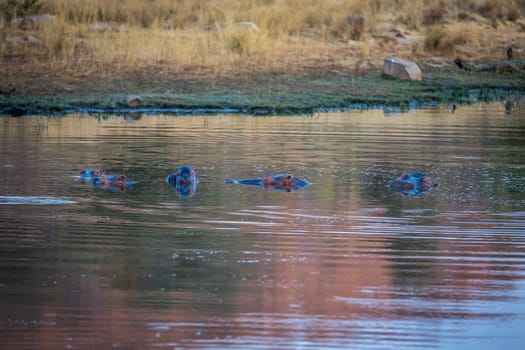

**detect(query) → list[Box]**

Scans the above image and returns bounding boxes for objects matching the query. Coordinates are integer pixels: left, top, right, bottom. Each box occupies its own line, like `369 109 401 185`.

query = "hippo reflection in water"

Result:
165 165 199 198
388 173 437 197
93 175 136 192
225 173 310 192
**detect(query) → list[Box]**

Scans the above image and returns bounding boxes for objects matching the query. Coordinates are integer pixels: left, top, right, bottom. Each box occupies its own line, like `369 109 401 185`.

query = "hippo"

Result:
225 173 310 192
93 175 136 192
165 165 199 198
80 168 104 180
388 173 437 197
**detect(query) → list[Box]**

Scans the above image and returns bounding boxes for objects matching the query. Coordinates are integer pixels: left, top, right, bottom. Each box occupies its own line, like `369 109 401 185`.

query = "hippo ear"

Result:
119 175 126 181
286 175 292 180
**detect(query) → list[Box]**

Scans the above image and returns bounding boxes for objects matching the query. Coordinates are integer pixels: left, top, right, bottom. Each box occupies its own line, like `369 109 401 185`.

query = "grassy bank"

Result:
1 0 524 115
1 67 523 116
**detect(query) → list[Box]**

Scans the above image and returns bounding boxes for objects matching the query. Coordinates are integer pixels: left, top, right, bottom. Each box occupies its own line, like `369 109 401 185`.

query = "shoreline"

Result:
1 67 524 116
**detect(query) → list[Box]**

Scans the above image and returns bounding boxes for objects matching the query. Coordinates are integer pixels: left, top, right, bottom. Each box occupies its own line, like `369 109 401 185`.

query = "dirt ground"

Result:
1 10 524 115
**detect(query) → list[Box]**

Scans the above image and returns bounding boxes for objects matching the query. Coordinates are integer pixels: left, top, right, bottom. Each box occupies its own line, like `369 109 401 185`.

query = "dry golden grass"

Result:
0 0 524 87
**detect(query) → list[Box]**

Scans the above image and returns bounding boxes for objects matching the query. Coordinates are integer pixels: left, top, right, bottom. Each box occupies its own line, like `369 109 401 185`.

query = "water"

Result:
1 102 524 349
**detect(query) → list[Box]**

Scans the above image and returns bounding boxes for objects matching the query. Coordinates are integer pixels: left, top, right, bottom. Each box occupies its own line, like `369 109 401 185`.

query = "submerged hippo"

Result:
225 173 310 192
80 168 105 180
388 173 437 197
165 165 199 198
93 175 136 192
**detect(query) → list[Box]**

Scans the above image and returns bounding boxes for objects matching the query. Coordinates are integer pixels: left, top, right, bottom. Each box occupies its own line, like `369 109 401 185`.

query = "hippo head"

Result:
389 172 437 197
175 165 198 184
165 166 199 198
93 175 133 192
80 168 104 179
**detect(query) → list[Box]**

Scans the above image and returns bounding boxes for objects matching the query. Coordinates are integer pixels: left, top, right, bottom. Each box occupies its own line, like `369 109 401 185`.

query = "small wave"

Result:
0 196 76 205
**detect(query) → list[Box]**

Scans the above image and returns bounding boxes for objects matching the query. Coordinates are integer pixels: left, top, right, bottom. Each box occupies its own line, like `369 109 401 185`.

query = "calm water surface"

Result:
1 103 525 349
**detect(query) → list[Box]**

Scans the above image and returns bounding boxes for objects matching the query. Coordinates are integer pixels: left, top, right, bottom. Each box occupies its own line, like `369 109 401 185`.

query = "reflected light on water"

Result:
1 101 525 349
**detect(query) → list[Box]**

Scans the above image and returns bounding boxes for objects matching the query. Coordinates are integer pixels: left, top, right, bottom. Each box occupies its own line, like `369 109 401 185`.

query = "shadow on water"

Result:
1 101 525 349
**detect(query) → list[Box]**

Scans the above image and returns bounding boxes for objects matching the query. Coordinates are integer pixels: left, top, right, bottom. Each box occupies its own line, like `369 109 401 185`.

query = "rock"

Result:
125 95 142 107
378 35 398 46
88 22 113 32
6 35 42 44
454 45 471 55
235 21 259 32
396 37 410 46
22 35 41 44
382 56 422 80
208 21 259 32
18 35 42 44
88 22 128 32
12 14 56 30
429 56 452 68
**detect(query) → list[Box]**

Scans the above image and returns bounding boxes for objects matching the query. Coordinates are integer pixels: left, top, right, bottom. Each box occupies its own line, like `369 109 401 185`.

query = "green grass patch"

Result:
1 68 524 116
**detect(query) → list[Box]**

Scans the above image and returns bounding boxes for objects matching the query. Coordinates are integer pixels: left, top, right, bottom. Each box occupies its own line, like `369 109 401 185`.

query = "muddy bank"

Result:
0 68 524 116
